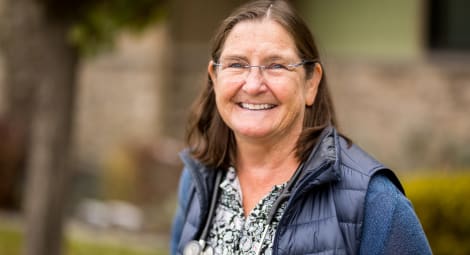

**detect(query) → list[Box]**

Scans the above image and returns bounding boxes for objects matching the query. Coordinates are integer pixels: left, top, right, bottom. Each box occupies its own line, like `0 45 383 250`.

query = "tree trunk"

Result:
1 0 77 255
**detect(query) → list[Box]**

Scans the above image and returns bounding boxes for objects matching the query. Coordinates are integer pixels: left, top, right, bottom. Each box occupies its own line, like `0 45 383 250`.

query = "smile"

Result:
239 103 276 110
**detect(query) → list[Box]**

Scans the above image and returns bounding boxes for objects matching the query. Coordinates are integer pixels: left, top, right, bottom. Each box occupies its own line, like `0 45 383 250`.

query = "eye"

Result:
225 62 247 69
266 63 288 70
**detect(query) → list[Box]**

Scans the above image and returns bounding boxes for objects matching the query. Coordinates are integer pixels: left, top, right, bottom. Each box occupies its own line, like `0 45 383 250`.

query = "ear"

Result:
305 63 322 106
208 61 217 85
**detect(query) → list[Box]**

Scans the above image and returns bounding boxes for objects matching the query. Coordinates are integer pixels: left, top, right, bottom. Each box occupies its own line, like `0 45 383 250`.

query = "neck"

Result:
233 127 303 216
235 137 300 216
235 133 300 187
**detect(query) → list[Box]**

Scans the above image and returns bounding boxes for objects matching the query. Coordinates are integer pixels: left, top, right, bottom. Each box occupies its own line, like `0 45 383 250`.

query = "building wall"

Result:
299 0 423 60
327 58 470 169
297 0 470 169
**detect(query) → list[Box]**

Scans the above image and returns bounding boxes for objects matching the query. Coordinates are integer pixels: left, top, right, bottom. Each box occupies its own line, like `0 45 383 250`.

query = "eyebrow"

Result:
265 55 290 62
219 54 296 63
219 55 248 62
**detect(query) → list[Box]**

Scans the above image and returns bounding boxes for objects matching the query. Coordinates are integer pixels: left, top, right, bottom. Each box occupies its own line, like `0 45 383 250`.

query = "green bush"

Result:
403 171 470 255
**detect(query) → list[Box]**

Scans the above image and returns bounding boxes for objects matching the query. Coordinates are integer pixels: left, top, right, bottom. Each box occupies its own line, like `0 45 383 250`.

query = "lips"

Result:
239 103 276 110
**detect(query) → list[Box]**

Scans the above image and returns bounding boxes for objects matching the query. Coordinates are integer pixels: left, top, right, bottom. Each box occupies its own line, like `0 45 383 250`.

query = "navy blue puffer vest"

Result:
175 127 403 254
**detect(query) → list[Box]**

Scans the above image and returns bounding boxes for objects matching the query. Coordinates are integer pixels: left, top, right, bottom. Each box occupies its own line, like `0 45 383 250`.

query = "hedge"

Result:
403 171 470 255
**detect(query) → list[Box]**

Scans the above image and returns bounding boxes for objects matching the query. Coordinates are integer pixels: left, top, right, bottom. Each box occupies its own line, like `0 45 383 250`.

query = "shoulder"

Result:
179 148 202 171
364 173 408 220
336 135 405 194
338 136 389 176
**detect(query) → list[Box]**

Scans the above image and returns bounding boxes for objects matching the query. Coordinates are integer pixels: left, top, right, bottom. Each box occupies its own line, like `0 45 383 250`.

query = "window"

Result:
428 0 470 50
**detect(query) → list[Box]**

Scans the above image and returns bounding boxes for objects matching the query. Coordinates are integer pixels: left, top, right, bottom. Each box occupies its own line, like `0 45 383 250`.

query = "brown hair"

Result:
186 0 340 169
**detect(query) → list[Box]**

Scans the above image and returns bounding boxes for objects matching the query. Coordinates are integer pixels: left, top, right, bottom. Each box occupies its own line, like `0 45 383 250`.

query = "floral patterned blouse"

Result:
207 167 288 255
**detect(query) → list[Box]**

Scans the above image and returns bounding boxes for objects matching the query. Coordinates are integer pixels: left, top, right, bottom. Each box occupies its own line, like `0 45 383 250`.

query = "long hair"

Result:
186 0 340 169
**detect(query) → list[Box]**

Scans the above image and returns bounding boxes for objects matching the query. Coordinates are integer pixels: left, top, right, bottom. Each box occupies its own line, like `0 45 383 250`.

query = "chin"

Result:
234 127 272 139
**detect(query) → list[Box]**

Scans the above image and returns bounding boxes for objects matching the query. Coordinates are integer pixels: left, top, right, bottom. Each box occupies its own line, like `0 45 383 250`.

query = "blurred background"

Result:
0 0 469 254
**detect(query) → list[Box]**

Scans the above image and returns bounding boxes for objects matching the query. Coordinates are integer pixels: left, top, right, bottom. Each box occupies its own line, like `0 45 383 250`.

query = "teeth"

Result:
240 103 275 110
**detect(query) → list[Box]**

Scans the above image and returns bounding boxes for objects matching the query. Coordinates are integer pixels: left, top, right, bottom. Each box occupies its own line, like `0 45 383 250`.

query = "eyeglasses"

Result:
212 59 317 83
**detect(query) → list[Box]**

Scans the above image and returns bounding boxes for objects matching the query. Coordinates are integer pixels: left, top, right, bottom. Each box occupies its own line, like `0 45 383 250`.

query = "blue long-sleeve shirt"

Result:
360 173 432 254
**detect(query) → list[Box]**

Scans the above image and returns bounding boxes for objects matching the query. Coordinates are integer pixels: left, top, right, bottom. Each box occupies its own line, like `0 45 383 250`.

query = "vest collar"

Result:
289 126 342 201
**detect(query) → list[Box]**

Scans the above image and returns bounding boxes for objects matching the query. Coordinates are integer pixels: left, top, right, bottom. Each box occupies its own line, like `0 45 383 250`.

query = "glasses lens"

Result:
218 63 248 83
216 60 307 83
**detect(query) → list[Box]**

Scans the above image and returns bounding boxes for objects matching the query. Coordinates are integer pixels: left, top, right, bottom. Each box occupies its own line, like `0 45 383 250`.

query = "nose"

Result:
242 67 267 94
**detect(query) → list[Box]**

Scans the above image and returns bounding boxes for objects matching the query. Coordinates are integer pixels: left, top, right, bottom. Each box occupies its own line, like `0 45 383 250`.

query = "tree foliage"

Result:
38 0 168 56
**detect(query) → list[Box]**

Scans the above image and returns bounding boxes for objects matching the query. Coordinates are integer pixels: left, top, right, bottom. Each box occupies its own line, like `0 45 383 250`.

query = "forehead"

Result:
220 19 298 59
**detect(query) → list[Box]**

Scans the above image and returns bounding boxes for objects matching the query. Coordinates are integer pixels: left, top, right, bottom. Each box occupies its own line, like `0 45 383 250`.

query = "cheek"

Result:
213 82 234 114
211 81 223 112
214 79 240 102
284 82 310 114
213 85 227 106
282 81 304 104
213 88 225 114
212 79 225 100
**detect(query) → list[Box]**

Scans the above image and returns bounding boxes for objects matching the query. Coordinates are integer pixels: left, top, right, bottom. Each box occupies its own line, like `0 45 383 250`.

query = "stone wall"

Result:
327 58 470 170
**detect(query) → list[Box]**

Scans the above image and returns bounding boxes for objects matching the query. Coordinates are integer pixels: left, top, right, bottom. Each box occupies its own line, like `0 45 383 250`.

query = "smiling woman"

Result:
170 1 432 255
209 19 320 151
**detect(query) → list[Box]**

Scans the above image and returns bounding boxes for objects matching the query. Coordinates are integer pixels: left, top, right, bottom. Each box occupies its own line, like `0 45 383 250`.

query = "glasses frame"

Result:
212 59 317 72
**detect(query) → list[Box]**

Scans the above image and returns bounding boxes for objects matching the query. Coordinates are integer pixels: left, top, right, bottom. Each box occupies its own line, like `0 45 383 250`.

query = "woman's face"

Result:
208 19 322 145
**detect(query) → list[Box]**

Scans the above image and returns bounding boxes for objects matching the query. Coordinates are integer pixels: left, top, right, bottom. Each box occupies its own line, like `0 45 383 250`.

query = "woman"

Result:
171 0 431 254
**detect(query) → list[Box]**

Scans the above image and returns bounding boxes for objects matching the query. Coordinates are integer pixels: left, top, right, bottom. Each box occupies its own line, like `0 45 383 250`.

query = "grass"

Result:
0 221 167 255
0 223 21 255
68 240 165 255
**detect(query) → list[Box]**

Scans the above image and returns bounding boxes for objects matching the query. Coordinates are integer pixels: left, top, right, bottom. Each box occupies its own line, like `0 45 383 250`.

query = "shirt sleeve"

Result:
359 173 432 255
